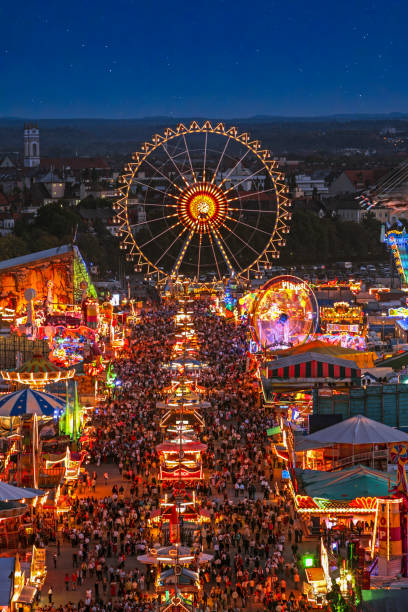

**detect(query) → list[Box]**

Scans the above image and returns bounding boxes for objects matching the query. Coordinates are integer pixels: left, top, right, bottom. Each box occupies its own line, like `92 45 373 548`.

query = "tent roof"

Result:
0 244 74 272
305 414 408 445
0 482 45 501
275 340 361 357
16 354 66 374
295 465 396 500
293 435 328 452
266 351 358 371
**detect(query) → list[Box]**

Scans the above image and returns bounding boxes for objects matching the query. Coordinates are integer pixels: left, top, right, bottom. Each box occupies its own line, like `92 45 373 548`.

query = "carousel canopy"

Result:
156 438 207 453
1 354 75 386
0 482 45 501
160 567 198 583
0 388 65 417
137 545 212 565
305 414 408 446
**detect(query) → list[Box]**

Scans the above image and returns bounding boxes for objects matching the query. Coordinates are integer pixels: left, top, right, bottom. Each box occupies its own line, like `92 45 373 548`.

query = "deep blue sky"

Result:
1 0 407 118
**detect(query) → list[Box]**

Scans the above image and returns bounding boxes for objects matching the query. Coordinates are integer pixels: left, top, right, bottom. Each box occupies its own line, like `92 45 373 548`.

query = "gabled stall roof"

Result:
0 244 73 271
295 465 396 500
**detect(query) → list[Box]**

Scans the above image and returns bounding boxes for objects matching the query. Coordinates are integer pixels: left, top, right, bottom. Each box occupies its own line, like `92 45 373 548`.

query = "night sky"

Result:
1 0 407 118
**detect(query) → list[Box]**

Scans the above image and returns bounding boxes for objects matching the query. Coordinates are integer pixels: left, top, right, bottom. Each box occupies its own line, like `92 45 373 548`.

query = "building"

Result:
312 383 408 428
329 169 387 196
216 161 265 191
326 197 365 223
24 123 40 168
39 157 110 171
295 174 329 198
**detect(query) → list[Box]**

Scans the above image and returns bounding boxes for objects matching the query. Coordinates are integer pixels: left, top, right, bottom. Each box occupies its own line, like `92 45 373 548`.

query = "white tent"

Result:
305 414 408 446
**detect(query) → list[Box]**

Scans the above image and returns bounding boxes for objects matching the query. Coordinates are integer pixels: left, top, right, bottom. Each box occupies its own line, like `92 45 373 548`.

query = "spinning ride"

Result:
114 121 291 284
252 275 318 350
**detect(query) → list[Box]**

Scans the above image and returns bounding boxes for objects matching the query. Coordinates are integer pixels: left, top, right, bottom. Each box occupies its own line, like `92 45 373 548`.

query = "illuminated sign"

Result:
282 281 307 292
388 307 408 318
326 323 360 333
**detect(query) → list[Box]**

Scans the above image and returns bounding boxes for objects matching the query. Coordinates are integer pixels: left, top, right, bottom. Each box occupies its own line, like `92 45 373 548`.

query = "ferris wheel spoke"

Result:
130 212 178 231
182 134 197 184
225 215 272 236
211 226 241 275
219 219 260 256
129 177 179 201
143 158 183 192
211 137 230 184
223 167 265 195
143 201 177 208
170 225 197 277
217 148 251 189
139 220 182 249
203 132 208 182
228 207 277 213
196 227 203 281
226 186 278 204
163 143 191 187
207 228 222 280
155 226 189 268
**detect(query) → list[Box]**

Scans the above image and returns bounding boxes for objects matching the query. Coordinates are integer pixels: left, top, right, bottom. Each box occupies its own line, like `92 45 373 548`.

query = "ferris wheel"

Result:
114 121 291 284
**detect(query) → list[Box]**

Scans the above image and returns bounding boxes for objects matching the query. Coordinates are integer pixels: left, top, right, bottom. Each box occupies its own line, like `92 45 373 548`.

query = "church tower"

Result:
24 123 40 167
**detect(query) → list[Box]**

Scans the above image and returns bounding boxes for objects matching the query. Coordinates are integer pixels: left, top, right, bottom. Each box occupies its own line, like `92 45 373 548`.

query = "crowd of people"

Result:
37 300 314 611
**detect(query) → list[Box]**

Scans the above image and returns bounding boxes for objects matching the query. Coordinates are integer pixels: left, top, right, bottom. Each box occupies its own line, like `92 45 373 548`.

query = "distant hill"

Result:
1 115 408 157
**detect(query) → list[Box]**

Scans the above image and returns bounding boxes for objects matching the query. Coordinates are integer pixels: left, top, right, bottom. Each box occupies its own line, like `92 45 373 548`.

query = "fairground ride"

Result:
113 121 291 285
358 161 408 213
358 162 408 287
383 228 408 286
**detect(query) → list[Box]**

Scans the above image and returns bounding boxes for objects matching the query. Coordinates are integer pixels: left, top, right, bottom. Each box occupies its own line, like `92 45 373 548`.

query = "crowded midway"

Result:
31 299 312 612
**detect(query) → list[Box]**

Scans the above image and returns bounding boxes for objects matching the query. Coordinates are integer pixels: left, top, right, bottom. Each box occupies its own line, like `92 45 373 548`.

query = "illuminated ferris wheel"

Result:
114 121 291 284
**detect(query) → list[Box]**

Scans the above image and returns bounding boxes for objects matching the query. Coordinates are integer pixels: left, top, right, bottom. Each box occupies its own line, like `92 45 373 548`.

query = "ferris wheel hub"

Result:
177 181 227 231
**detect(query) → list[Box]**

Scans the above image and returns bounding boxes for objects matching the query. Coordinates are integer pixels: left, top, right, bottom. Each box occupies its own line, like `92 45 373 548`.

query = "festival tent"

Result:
0 482 45 501
0 388 65 417
304 414 408 446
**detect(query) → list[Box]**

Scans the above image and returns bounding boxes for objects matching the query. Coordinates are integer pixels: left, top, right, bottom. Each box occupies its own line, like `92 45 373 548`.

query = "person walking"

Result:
47 587 53 603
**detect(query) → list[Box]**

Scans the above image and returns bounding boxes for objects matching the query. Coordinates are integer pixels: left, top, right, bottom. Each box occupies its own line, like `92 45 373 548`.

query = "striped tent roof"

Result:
265 352 360 381
0 388 65 417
